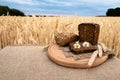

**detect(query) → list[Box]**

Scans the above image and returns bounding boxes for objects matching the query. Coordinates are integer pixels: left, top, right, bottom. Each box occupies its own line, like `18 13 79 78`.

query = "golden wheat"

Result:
0 16 120 57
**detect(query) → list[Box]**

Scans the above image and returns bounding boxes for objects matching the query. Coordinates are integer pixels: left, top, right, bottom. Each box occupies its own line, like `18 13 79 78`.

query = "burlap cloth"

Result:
0 45 120 80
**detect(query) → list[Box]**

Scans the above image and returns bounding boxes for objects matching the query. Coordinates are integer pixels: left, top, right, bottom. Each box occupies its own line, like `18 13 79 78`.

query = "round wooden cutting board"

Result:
47 44 108 68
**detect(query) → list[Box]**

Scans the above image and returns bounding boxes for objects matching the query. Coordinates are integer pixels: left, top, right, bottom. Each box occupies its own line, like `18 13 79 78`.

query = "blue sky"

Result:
0 0 120 16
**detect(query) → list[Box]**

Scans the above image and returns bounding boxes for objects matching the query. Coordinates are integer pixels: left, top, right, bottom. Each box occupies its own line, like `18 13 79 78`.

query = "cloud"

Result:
1 0 120 16
39 0 120 6
1 0 39 5
21 0 120 16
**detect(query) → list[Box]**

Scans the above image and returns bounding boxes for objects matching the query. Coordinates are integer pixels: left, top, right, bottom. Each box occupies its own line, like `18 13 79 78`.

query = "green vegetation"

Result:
0 5 25 16
106 7 120 16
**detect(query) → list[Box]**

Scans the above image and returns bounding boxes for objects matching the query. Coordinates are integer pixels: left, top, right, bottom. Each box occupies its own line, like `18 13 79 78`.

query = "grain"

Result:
0 16 120 58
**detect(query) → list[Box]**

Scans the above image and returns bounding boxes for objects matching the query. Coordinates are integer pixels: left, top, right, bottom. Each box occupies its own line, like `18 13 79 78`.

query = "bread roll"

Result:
55 32 78 46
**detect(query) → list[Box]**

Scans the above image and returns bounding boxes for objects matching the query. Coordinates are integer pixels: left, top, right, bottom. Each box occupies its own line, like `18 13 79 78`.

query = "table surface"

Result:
0 45 120 80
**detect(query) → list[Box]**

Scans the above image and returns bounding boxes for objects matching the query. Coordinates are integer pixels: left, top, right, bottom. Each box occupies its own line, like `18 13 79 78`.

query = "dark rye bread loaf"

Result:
55 33 78 46
78 23 100 45
69 42 97 54
69 23 100 54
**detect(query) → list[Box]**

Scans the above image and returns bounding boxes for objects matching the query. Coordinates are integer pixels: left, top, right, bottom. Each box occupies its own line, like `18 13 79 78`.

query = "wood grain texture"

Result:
48 44 108 68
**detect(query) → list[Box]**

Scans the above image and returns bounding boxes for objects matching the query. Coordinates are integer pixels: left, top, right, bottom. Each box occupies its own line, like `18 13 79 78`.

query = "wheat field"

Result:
0 16 120 57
